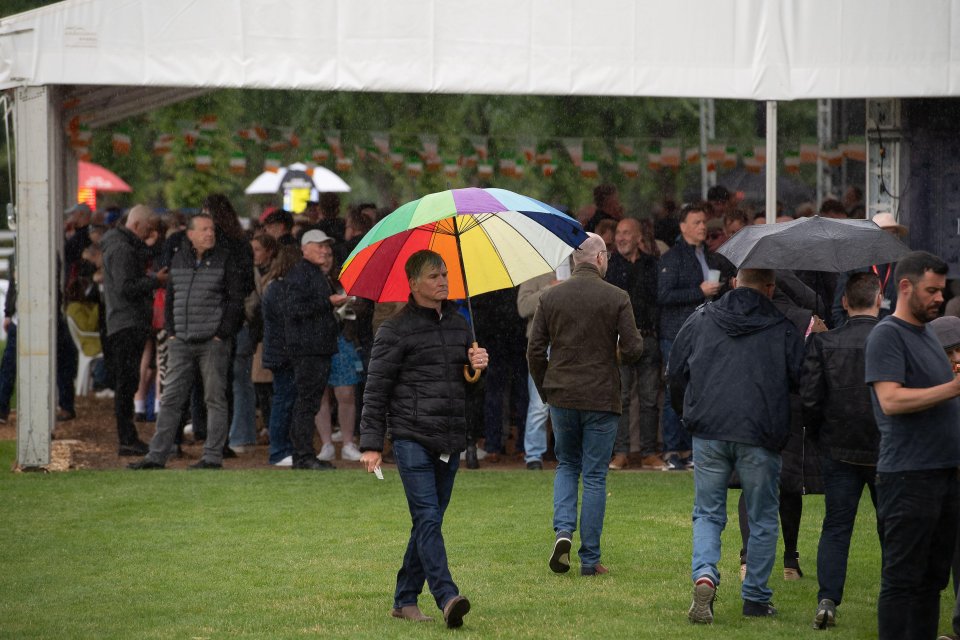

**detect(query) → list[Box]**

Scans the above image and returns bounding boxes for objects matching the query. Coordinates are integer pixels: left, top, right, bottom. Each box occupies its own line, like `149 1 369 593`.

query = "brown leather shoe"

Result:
581 563 609 576
390 605 433 622
608 453 629 470
640 454 667 470
442 595 471 628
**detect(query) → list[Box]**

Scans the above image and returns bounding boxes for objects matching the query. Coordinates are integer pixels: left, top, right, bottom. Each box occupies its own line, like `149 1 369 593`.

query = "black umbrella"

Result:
717 215 910 272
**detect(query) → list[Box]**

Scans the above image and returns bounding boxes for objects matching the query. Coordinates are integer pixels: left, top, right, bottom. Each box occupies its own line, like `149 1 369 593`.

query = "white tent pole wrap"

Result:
765 101 777 224
14 85 60 467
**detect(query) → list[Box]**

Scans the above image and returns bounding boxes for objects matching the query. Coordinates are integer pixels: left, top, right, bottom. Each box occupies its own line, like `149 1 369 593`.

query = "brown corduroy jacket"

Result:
527 262 643 414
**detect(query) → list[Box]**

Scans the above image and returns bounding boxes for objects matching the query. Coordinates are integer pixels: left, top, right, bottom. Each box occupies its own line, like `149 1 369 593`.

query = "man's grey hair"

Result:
572 232 606 265
126 204 154 229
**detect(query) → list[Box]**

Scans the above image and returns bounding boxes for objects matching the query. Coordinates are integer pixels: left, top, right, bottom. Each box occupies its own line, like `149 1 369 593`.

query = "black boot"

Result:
465 444 479 469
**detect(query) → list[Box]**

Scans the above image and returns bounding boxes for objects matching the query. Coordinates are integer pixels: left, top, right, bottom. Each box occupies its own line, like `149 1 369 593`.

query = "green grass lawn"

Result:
0 440 951 639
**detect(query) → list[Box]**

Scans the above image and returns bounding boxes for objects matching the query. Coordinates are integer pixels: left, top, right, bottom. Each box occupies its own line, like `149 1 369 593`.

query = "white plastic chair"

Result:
66 315 102 396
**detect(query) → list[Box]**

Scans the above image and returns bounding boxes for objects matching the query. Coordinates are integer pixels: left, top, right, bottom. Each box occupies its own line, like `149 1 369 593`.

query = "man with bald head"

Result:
101 204 168 455
528 232 644 576
605 217 663 470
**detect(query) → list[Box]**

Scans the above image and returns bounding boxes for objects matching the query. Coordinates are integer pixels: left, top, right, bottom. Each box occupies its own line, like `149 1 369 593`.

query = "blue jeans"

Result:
523 374 548 463
550 406 618 568
877 468 959 640
228 327 257 447
392 438 460 611
691 437 781 604
267 366 295 464
660 339 690 454
816 457 881 605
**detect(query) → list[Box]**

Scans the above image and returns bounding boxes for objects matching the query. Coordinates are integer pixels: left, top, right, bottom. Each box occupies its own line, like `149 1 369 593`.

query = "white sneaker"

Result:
94 388 115 399
273 455 293 467
341 442 362 461
331 430 343 443
184 423 194 437
317 443 336 461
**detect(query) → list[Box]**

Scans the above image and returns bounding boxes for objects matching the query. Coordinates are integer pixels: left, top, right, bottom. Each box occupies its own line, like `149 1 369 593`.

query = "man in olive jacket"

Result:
359 250 488 629
527 232 644 577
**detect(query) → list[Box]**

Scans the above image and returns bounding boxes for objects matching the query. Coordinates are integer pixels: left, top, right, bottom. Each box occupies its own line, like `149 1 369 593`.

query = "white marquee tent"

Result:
3 0 960 466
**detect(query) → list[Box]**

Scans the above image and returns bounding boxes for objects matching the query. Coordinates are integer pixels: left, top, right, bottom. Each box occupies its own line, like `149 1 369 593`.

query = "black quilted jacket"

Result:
359 298 475 456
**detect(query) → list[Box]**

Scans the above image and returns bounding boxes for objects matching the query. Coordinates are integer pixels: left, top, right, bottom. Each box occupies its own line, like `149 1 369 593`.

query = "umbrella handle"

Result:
464 341 482 383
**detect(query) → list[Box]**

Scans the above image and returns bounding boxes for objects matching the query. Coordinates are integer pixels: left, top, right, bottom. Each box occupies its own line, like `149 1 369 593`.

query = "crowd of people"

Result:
8 180 960 635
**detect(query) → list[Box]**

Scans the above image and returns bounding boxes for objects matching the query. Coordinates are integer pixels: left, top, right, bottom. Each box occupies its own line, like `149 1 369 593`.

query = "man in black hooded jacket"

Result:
668 268 804 624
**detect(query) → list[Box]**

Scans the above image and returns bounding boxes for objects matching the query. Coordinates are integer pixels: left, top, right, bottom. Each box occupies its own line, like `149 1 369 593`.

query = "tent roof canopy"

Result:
3 0 960 102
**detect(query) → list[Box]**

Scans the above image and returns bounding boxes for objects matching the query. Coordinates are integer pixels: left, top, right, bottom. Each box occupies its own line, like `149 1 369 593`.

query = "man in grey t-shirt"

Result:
864 250 960 640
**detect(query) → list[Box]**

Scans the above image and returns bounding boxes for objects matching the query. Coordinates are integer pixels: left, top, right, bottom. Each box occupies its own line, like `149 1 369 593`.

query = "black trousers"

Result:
108 326 149 445
877 468 959 640
291 355 331 465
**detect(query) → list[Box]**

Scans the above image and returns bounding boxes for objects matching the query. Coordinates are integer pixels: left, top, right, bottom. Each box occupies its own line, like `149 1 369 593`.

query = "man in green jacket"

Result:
527 232 644 576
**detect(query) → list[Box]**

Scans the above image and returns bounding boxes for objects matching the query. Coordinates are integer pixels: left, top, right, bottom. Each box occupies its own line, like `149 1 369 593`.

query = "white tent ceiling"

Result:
2 0 960 101
3 0 959 468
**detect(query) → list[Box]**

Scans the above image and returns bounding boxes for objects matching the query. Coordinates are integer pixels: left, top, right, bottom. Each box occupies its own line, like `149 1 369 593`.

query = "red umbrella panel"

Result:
78 161 132 192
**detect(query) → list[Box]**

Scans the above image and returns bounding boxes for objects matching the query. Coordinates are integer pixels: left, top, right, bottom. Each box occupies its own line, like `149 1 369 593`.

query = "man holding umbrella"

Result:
359 250 488 628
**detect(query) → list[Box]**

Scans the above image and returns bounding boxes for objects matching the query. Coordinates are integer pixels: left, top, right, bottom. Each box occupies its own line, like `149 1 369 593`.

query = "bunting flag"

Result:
541 162 557 177
195 150 213 172
477 163 494 179
535 149 553 165
563 138 583 167
618 155 640 178
615 138 635 156
267 140 288 152
264 154 282 172
112 132 131 156
371 131 390 155
799 143 819 164
840 141 866 162
685 148 700 165
579 158 599 179
660 144 681 169
281 127 300 148
752 145 767 164
519 137 537 163
74 146 92 162
784 153 801 174
238 125 267 143
69 126 93 150
199 114 218 131
461 154 478 168
182 128 201 149
498 157 517 178
707 144 725 162
153 133 174 156
821 148 843 167
722 146 738 170
229 152 247 175
419 133 439 159
335 156 354 172
390 150 404 170
470 136 489 161
647 144 662 171
325 130 343 157
405 157 424 177
312 146 331 164
443 158 460 179
743 153 763 174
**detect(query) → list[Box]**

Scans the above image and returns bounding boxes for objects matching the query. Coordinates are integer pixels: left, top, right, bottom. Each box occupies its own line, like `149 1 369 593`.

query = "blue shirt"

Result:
864 315 960 473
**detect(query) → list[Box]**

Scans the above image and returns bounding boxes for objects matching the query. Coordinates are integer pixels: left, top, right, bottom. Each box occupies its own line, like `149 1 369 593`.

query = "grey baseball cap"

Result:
930 315 960 350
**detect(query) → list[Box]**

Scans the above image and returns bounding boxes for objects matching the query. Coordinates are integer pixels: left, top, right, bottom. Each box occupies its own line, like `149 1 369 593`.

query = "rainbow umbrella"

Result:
339 186 586 330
